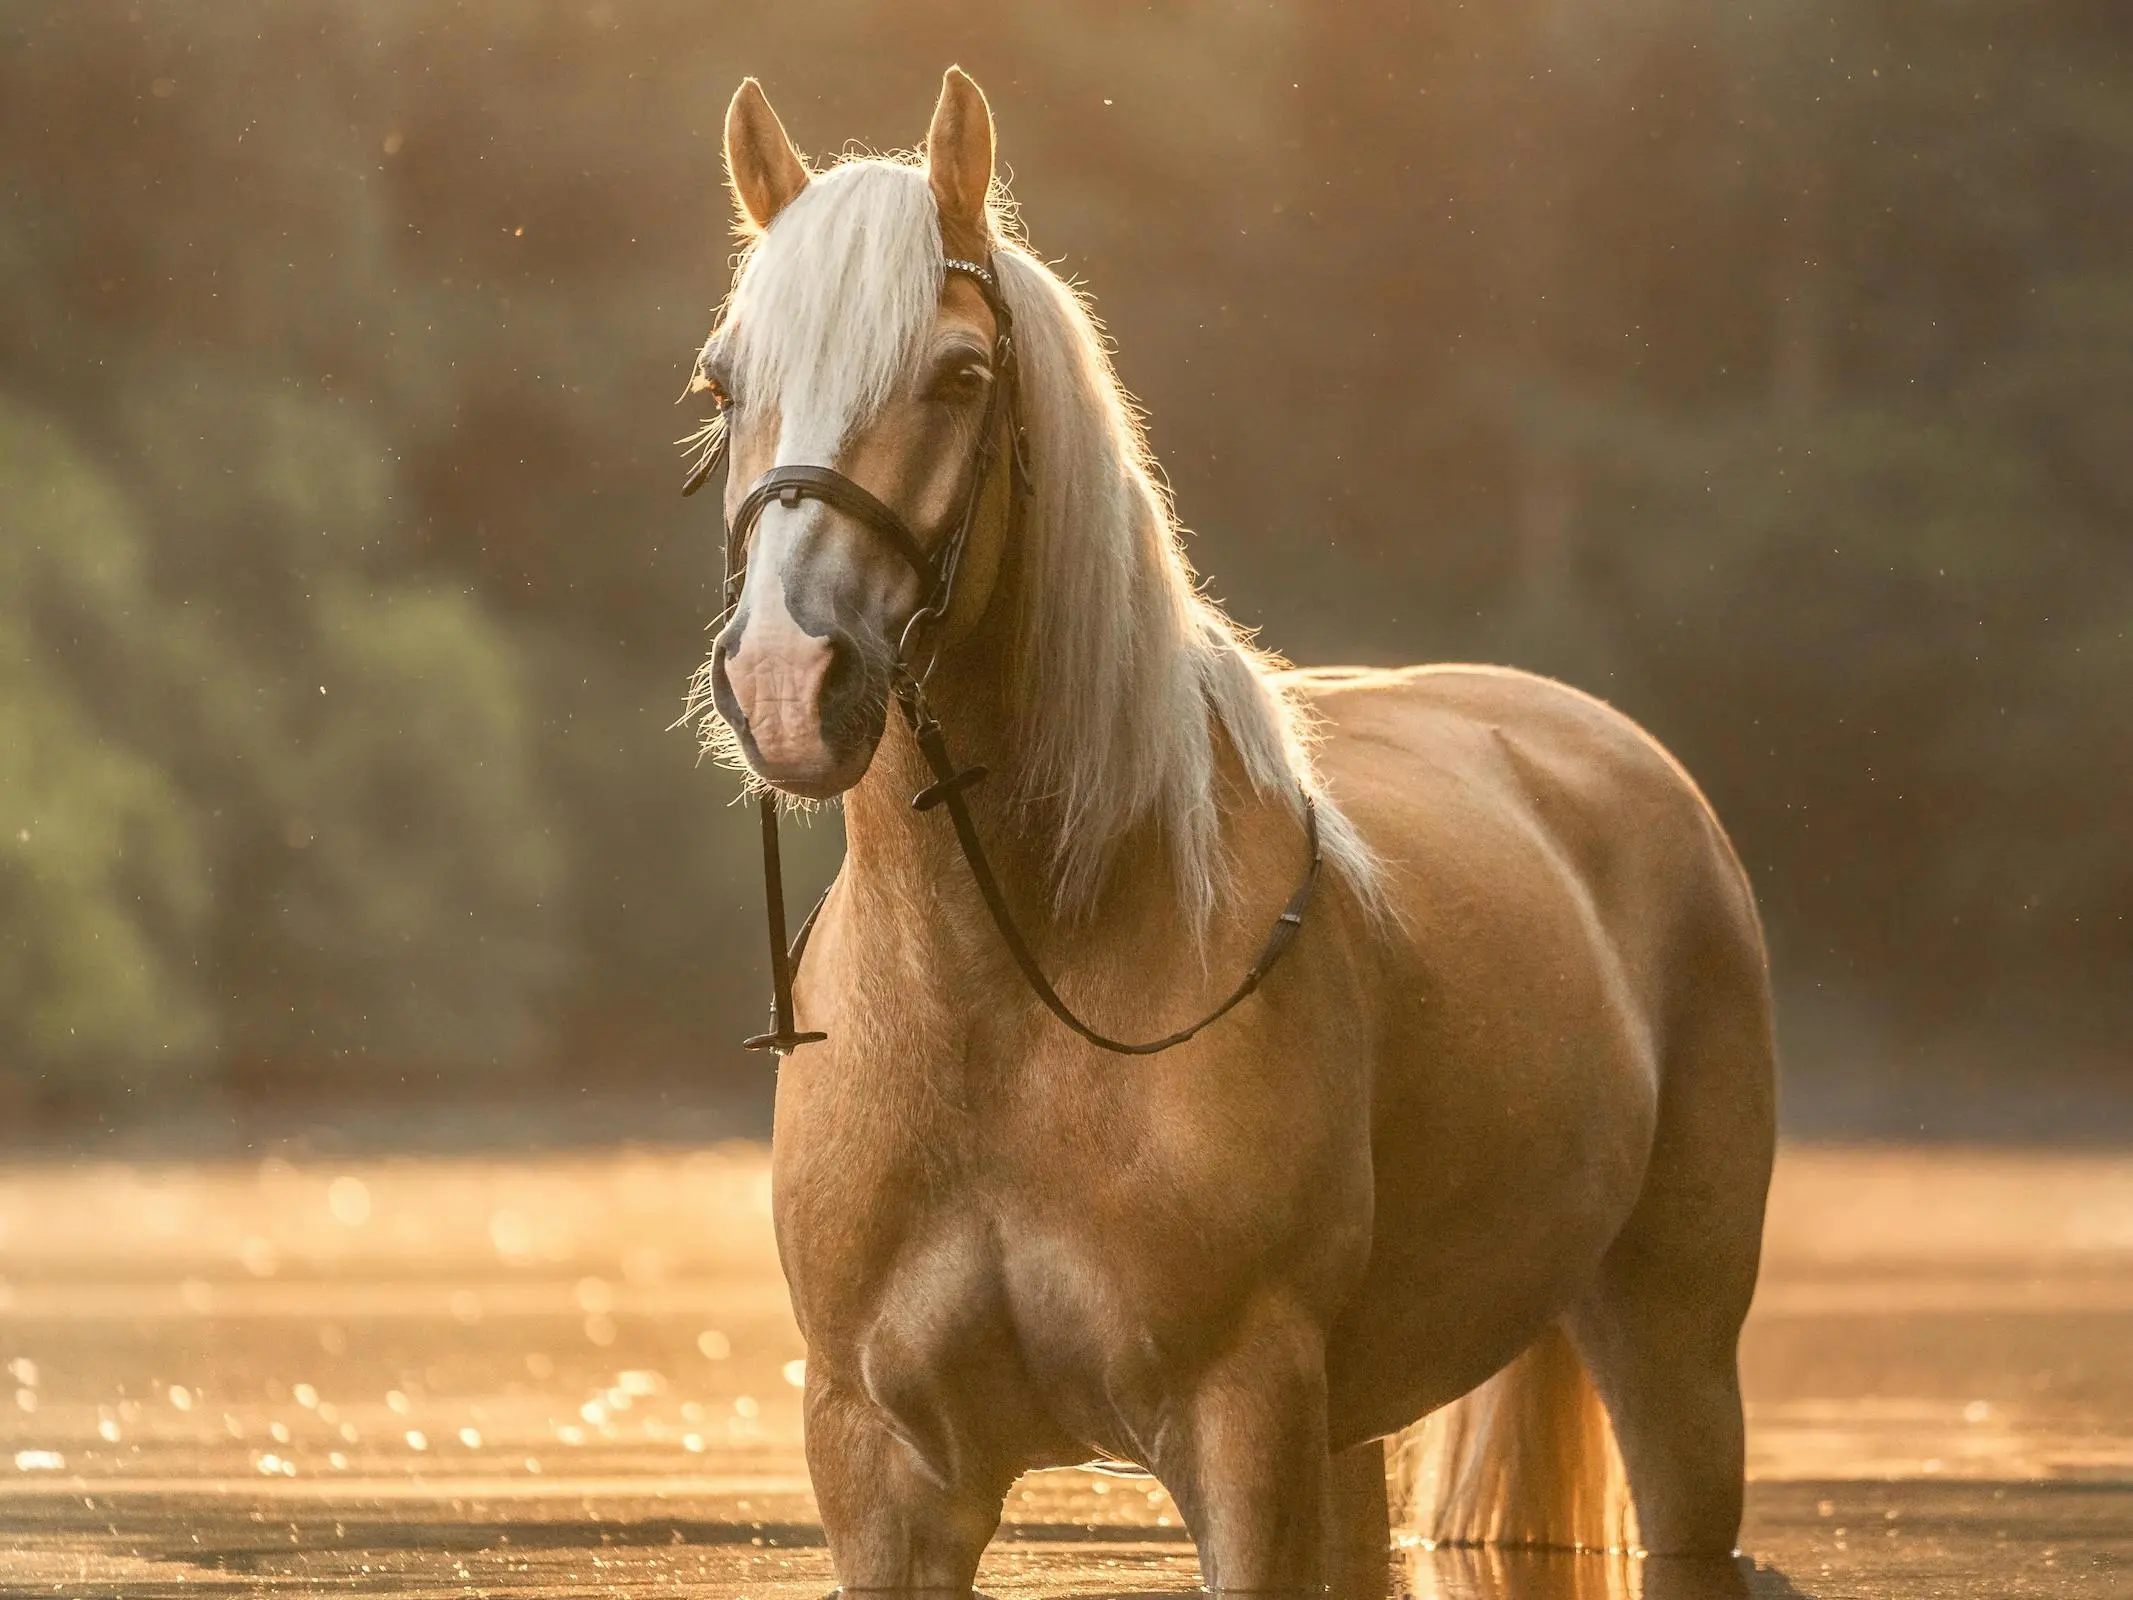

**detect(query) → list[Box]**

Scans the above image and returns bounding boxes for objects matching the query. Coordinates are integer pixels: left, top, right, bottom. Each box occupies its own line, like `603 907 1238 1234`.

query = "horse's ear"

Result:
925 66 995 258
724 78 810 233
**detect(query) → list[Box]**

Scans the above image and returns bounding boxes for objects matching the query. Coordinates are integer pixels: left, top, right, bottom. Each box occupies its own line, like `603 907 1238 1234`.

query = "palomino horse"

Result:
682 68 1775 1596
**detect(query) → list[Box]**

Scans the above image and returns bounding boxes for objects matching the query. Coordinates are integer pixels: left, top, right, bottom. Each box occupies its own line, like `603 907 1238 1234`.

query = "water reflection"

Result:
1390 1544 1793 1600
1042 1545 1797 1600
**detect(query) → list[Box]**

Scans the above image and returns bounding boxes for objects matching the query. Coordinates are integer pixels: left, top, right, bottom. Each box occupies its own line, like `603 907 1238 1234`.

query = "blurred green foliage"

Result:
0 401 210 1071
0 387 562 1085
0 1 2124 1098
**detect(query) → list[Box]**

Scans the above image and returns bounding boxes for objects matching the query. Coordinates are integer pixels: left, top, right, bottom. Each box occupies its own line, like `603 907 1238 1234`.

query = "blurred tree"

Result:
1200 0 2133 1037
0 400 211 1077
0 381 565 1085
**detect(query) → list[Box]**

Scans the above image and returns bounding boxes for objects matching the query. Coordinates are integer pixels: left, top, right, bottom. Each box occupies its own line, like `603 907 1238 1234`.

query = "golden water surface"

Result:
1 1144 2128 1597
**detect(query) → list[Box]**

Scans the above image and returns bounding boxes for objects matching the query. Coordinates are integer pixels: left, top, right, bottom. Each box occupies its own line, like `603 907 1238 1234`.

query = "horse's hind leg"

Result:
1566 1253 1751 1555
1566 950 1775 1556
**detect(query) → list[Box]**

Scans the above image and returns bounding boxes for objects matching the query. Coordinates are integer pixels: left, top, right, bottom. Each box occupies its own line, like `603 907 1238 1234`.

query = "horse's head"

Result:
689 70 1013 801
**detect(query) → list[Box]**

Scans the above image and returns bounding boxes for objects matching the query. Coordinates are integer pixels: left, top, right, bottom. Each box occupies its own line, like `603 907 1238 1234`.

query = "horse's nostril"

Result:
712 620 744 666
707 635 747 735
821 632 857 697
818 629 869 728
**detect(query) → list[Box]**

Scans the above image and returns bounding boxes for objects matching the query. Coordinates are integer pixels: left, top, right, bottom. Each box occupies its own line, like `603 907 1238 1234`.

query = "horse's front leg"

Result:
803 1371 1010 1597
1150 1297 1336 1595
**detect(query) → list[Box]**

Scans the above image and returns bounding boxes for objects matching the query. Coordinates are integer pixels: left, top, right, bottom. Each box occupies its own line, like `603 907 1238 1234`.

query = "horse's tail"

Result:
1389 1324 1636 1552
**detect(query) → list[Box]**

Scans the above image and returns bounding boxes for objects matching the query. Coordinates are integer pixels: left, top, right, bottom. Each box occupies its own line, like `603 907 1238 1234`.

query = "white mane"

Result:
704 157 1379 935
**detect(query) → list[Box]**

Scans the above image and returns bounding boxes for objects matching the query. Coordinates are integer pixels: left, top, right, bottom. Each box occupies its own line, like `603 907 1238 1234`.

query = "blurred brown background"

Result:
1 1 2126 1151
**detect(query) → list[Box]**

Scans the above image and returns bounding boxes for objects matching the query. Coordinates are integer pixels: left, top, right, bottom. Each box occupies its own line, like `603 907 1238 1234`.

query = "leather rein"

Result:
686 255 1323 1057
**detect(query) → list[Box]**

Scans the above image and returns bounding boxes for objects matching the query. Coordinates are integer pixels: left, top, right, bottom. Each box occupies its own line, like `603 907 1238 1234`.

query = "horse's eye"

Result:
929 362 990 404
690 367 736 411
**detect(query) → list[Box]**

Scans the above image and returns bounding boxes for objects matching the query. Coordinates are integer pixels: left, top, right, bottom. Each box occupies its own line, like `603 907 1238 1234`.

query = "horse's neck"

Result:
841 649 1098 946
835 646 1186 1039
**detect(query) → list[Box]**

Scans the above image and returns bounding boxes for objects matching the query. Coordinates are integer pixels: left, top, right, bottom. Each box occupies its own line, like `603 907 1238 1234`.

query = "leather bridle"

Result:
686 254 1324 1057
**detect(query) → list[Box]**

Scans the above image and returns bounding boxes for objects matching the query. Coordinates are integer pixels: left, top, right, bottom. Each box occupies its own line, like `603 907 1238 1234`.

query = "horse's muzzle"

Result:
711 622 886 800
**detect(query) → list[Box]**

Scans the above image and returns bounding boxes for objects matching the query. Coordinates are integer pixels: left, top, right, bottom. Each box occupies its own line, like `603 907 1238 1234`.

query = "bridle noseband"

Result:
687 255 1025 680
686 253 1323 1058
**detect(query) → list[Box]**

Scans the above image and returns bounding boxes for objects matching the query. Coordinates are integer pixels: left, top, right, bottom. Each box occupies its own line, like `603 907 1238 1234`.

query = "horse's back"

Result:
1281 664 1775 1443
1291 663 1764 1018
